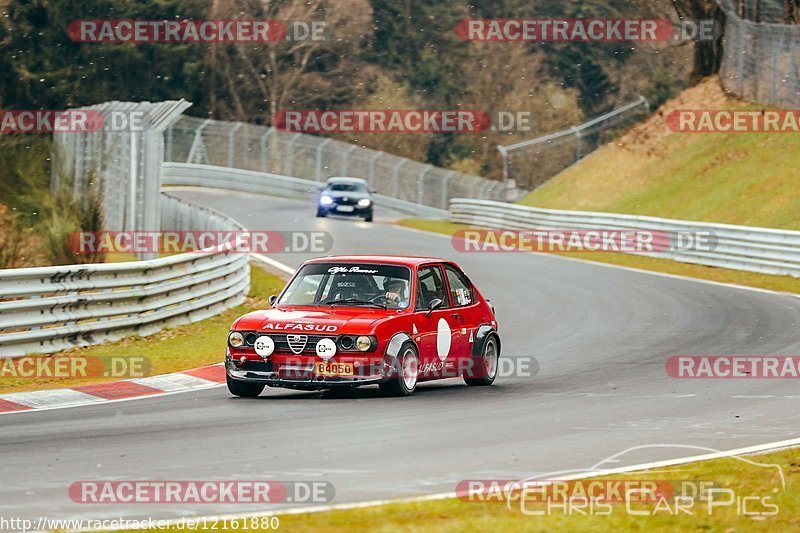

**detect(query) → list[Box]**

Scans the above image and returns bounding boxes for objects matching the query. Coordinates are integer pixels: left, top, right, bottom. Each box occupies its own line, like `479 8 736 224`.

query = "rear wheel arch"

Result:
471 324 500 356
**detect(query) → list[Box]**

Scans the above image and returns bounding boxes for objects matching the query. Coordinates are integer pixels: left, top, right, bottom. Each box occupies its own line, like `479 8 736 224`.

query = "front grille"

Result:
244 333 336 354
286 334 307 354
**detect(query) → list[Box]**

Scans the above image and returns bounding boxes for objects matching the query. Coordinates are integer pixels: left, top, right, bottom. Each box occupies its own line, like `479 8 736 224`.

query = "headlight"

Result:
356 335 372 351
228 331 244 347
357 198 371 207
320 195 334 205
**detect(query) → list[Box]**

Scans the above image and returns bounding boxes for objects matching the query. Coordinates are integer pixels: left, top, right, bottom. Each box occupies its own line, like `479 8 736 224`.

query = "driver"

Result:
384 279 409 308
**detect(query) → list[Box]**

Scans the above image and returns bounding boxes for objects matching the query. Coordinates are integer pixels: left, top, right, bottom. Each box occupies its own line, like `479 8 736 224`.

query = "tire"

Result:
380 343 419 397
226 374 265 397
364 211 373 222
316 209 327 218
464 335 499 386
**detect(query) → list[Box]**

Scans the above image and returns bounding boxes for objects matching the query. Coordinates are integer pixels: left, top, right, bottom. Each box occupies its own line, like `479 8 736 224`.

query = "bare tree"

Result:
671 0 724 82
206 0 372 124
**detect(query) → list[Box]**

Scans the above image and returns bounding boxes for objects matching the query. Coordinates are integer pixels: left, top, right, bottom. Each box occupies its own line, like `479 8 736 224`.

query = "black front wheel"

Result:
316 209 327 218
226 374 265 397
364 210 373 222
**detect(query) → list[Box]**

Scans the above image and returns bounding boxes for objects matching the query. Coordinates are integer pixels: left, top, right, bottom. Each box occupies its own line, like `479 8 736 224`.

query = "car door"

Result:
413 264 461 377
442 263 480 367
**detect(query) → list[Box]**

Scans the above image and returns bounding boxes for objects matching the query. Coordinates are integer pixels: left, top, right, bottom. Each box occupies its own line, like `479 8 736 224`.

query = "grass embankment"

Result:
107 446 800 532
0 266 287 394
399 78 800 294
519 78 800 230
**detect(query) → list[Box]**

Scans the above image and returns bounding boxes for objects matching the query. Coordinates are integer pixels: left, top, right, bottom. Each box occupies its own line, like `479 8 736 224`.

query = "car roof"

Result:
325 177 368 185
303 255 451 267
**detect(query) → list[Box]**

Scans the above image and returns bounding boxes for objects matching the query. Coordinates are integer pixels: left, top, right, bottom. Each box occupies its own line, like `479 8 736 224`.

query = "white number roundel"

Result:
437 318 451 362
254 336 275 357
316 338 337 360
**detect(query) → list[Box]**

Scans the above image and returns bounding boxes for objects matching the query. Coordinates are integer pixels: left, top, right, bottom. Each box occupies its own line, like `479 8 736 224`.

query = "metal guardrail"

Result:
450 199 800 278
162 162 449 218
0 194 250 358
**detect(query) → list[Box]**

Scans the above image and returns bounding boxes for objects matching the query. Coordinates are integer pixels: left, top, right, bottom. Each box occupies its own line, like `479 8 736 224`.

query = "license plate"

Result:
336 205 355 212
315 362 354 376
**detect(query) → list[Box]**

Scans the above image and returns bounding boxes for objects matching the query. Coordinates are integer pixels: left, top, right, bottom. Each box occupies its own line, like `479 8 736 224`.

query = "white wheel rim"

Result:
484 339 498 379
401 349 418 390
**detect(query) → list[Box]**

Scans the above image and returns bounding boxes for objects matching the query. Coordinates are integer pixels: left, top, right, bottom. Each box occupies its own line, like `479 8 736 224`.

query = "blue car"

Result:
316 177 374 222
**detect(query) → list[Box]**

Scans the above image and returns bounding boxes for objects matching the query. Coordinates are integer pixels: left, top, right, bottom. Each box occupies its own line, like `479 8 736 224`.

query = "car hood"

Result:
232 307 393 334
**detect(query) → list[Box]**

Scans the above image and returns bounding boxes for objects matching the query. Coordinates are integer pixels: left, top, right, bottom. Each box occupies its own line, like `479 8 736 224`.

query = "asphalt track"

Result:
2 188 800 522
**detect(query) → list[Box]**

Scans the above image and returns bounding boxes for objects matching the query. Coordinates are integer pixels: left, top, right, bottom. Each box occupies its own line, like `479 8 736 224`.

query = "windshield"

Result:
328 183 367 192
279 263 411 309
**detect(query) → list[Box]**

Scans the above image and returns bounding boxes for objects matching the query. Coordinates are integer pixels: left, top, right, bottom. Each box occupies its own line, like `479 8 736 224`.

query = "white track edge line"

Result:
250 253 295 275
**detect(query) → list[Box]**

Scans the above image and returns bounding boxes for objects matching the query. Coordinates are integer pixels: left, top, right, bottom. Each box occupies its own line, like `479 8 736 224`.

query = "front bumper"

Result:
318 203 372 216
225 357 386 389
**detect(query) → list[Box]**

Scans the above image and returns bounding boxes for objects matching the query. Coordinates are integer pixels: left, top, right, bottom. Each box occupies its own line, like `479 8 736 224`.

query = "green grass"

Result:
104 446 800 532
396 219 800 294
518 79 800 230
0 266 287 394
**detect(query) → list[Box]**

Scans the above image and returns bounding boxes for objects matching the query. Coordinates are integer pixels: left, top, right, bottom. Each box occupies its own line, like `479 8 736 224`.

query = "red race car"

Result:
225 255 500 397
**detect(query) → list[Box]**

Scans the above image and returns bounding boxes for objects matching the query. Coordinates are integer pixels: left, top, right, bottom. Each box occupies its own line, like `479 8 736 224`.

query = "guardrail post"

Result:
417 165 432 206
286 133 301 176
127 130 138 232
368 152 382 188
187 119 211 164
227 123 242 169
441 171 455 209
316 138 333 180
260 127 274 172
166 125 173 162
391 160 406 198
571 126 583 161
343 145 357 176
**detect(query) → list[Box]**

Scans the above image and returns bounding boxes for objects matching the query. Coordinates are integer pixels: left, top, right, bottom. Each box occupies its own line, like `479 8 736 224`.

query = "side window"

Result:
415 266 449 310
444 265 473 307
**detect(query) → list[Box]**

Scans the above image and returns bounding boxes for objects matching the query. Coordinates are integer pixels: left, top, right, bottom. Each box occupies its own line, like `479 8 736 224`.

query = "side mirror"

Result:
426 298 443 317
370 189 377 194
268 295 277 306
